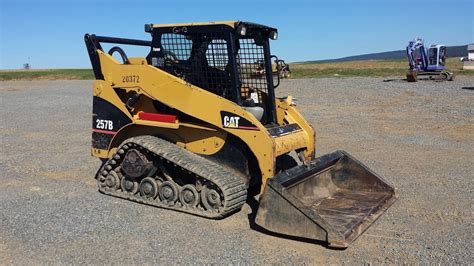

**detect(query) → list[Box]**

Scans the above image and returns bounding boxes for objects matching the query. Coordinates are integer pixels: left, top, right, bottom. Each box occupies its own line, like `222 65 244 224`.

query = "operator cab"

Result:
145 21 279 124
427 45 446 71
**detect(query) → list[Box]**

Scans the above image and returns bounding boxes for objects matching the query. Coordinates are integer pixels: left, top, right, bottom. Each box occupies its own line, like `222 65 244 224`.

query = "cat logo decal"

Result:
220 111 259 130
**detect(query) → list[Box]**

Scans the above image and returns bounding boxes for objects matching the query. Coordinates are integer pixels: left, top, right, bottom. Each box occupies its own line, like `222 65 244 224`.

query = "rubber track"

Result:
97 135 247 218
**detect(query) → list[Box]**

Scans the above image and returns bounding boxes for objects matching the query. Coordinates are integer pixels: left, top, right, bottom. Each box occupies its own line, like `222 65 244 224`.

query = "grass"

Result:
290 58 474 79
1 58 473 81
0 69 94 81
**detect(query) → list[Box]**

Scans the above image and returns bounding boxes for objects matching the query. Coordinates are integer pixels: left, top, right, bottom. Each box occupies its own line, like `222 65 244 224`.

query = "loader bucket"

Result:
255 150 397 248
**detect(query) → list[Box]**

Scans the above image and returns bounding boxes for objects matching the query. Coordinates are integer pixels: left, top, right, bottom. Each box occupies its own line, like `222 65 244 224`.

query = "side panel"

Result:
92 96 132 150
91 79 134 158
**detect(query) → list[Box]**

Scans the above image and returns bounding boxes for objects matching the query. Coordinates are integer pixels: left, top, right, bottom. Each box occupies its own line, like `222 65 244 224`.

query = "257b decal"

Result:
95 119 114 130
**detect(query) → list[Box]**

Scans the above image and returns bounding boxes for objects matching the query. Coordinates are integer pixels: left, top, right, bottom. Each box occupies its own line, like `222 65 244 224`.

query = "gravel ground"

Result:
0 77 473 264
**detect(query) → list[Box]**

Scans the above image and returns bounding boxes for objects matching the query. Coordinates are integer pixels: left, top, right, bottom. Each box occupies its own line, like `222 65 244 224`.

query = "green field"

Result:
290 58 474 78
0 69 94 81
1 58 473 81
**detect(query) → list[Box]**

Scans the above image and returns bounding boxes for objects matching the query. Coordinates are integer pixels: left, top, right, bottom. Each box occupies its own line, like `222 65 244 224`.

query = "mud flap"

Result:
255 150 398 248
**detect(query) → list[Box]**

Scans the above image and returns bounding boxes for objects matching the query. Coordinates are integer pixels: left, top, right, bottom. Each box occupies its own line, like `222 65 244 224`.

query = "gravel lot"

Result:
1 77 473 264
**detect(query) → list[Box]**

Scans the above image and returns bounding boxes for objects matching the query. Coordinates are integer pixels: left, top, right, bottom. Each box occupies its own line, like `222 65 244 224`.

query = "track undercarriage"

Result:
406 70 454 82
97 136 247 218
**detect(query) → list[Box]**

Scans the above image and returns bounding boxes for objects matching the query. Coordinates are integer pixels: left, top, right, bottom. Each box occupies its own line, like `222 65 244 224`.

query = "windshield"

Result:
428 48 437 65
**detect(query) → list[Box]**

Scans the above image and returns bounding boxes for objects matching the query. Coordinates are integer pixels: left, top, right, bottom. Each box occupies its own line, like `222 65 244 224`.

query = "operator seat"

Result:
242 98 264 121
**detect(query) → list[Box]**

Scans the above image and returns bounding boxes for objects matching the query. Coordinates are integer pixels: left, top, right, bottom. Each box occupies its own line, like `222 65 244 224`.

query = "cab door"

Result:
438 46 446 66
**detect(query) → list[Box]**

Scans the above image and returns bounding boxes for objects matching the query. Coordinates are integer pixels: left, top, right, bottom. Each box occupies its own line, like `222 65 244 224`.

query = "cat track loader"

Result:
85 21 397 248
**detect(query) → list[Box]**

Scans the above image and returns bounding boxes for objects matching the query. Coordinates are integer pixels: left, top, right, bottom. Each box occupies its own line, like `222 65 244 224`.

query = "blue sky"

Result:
1 0 472 69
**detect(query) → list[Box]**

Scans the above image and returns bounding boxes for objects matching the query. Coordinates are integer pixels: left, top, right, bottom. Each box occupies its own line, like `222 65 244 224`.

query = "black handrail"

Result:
93 35 151 47
84 33 152 79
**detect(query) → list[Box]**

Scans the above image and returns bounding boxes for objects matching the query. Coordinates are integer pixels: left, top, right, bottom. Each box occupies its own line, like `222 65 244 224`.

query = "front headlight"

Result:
269 31 278 40
238 26 247 36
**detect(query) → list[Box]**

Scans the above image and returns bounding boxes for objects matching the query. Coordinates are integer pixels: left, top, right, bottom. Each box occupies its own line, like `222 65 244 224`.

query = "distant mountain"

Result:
301 45 468 64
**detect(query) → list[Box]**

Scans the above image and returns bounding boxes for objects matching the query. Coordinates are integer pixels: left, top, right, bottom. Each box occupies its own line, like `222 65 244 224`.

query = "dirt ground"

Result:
0 77 473 264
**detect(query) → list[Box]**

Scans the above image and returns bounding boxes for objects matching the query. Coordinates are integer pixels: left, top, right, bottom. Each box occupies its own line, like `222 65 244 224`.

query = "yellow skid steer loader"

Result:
85 21 397 248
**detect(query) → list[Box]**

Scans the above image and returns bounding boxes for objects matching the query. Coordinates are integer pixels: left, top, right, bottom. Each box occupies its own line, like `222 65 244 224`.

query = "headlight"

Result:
269 31 278 40
238 26 247 36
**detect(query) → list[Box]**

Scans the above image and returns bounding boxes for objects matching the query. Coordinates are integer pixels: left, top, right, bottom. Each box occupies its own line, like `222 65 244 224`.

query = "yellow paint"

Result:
91 148 109 158
133 118 179 129
274 130 307 157
275 97 316 161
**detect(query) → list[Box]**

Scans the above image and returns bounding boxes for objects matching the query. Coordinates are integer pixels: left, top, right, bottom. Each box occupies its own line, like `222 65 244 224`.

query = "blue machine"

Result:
406 38 454 82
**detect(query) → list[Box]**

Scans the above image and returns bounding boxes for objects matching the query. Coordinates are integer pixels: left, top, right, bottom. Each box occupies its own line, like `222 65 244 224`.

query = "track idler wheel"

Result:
179 184 200 207
140 177 159 199
103 171 120 190
441 72 448 81
159 181 178 204
201 184 223 212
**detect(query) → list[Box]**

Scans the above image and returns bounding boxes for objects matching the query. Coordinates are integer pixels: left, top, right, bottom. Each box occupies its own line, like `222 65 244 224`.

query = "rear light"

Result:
138 112 177 123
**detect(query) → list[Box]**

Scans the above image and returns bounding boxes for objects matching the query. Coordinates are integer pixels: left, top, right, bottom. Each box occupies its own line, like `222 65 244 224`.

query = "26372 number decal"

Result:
122 75 140 83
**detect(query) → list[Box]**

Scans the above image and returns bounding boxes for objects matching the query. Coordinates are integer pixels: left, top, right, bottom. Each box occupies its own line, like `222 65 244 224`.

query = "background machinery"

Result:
254 58 291 79
276 59 291 78
85 21 397 248
406 38 454 82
